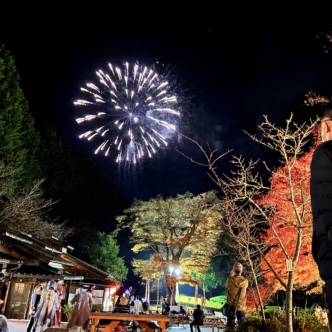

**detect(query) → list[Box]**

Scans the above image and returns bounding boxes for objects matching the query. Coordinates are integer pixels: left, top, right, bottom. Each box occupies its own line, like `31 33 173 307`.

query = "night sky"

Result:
2 2 332 201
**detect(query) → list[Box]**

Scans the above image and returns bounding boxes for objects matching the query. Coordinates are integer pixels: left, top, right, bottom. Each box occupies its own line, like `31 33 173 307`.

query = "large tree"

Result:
0 45 41 185
181 114 321 332
115 191 223 304
35 125 129 231
258 150 322 294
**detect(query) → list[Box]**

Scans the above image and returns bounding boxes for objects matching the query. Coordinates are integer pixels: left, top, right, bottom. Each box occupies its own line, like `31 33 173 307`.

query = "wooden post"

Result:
156 278 159 306
64 280 72 305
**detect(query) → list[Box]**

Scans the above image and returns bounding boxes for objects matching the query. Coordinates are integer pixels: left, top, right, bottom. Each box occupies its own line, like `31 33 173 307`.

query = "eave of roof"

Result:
6 263 62 278
0 252 22 264
59 252 114 281
0 233 74 267
72 277 116 287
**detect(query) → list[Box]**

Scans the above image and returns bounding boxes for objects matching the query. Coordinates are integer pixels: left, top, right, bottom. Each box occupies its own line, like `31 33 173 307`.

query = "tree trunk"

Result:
167 285 176 305
285 271 294 332
254 280 266 321
247 247 266 321
147 279 150 303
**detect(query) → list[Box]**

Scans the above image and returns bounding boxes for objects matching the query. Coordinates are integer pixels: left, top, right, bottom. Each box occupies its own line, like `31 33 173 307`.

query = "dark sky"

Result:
1 2 332 200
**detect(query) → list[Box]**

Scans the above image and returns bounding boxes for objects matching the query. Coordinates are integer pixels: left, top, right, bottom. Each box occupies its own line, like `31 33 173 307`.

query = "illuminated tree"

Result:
258 150 322 294
115 191 223 304
180 114 321 332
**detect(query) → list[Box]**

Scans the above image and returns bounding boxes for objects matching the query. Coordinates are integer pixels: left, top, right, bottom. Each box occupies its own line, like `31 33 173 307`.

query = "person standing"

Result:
163 301 170 317
53 280 64 327
311 103 332 332
33 280 58 330
68 285 95 331
26 284 43 332
189 304 204 332
134 296 142 313
224 262 248 329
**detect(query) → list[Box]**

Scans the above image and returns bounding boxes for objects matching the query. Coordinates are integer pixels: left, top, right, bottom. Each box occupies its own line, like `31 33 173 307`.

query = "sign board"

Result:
286 259 293 272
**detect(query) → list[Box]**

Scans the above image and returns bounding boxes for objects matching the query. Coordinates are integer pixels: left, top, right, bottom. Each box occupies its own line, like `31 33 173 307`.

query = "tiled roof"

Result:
0 232 117 286
0 234 73 266
7 264 61 277
0 252 22 264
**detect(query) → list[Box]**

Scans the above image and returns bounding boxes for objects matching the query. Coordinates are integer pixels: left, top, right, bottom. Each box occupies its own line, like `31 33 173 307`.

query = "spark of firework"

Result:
74 62 180 165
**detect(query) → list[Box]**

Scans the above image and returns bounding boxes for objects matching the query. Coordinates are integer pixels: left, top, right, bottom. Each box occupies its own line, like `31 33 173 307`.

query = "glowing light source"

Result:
74 61 181 166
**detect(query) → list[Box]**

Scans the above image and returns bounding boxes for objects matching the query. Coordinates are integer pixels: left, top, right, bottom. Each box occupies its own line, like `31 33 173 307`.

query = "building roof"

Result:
72 278 115 287
0 252 22 264
0 233 74 267
0 232 117 286
58 252 114 281
7 263 62 278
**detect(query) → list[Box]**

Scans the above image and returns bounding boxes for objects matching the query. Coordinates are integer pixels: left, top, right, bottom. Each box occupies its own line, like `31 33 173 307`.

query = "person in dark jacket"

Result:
311 102 332 332
179 305 186 315
113 296 130 313
113 296 131 331
163 302 170 317
190 304 205 332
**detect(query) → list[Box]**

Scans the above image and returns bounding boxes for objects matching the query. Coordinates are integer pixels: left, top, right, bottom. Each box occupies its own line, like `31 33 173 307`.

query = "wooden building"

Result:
0 232 118 319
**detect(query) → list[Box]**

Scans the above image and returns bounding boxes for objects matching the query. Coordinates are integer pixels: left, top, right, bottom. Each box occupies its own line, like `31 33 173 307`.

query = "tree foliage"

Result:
115 191 223 303
0 45 41 185
35 125 129 231
259 150 322 294
196 231 234 293
180 114 320 332
0 46 129 286
73 230 128 283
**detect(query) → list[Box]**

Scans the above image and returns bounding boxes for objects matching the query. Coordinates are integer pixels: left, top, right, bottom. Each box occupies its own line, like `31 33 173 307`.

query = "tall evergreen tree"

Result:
36 125 129 231
0 45 41 185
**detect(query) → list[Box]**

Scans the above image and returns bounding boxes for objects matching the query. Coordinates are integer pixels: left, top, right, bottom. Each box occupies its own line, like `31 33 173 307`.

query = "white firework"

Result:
74 62 180 165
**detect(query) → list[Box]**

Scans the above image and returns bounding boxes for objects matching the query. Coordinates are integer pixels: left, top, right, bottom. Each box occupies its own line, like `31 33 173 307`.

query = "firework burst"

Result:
74 62 180 165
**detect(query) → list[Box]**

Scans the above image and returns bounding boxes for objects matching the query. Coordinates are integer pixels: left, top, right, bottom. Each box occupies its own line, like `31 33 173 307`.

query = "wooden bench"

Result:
89 312 170 332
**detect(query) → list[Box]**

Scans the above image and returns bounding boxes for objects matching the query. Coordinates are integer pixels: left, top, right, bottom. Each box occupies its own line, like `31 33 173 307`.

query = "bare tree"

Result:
221 197 270 320
178 114 320 332
0 164 71 239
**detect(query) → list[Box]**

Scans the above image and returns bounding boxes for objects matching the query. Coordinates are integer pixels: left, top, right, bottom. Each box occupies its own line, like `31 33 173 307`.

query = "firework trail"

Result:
74 62 180 165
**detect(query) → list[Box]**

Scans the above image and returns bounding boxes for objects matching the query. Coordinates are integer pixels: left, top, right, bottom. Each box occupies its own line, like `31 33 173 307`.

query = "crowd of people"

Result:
1 254 331 332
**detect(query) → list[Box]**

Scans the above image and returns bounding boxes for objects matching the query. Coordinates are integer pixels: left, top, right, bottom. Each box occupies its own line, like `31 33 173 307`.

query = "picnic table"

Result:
203 316 227 332
169 314 191 328
89 312 170 332
169 313 227 332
